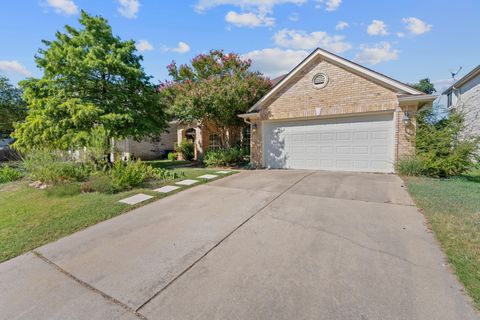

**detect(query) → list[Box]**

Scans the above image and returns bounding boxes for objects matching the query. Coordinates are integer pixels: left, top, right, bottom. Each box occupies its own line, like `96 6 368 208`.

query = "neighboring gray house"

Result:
443 65 480 138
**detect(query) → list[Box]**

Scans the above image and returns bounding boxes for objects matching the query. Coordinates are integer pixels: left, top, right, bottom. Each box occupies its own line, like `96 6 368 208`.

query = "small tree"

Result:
0 76 26 137
13 11 167 152
161 50 271 148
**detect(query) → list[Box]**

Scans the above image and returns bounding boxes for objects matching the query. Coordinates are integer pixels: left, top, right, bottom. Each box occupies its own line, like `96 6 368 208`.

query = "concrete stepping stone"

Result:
175 179 199 186
119 193 153 205
154 185 181 193
198 174 218 180
216 170 231 174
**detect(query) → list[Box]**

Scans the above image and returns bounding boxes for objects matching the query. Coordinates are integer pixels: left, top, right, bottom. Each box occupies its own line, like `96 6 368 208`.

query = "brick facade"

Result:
250 56 419 168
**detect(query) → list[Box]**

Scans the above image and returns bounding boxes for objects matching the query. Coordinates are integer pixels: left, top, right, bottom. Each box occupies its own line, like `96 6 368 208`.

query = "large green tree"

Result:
0 76 26 136
13 11 167 151
162 50 271 147
409 78 436 94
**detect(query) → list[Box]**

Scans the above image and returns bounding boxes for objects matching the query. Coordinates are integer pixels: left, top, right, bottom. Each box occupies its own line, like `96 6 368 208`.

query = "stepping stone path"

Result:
154 185 180 193
119 194 153 205
175 179 199 186
216 170 231 174
197 174 218 180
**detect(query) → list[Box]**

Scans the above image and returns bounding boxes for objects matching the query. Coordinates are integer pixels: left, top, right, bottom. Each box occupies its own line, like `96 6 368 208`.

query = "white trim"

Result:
250 48 423 112
261 110 394 123
398 94 437 105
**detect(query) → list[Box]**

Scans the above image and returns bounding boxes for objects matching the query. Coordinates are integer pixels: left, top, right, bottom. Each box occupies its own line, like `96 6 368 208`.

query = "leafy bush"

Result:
176 139 194 161
0 165 23 183
204 146 248 167
151 168 183 180
108 160 158 190
23 150 91 184
416 110 479 177
167 152 177 161
395 156 425 176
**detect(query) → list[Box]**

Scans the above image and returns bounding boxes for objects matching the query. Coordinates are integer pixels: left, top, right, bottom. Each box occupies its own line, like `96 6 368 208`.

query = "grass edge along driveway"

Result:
405 170 480 310
0 167 236 263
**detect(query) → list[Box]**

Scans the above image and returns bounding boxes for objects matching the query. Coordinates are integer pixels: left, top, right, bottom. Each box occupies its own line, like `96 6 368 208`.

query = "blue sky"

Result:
1 0 479 93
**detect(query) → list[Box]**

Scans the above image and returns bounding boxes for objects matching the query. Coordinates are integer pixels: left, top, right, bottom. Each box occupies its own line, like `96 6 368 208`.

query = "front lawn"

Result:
0 167 234 263
406 169 480 309
146 159 191 169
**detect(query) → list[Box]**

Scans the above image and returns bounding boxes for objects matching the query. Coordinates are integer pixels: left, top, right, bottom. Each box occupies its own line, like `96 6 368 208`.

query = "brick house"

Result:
239 48 436 173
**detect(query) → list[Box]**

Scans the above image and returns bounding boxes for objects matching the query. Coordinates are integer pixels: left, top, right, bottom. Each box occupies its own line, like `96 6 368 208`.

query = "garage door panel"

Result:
263 114 394 173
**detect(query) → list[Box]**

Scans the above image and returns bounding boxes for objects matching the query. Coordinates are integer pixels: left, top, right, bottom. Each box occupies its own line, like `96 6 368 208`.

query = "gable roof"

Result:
248 48 424 113
442 65 480 95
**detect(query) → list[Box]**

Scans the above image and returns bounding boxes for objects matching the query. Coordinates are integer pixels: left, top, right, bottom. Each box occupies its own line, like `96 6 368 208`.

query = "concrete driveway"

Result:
1 170 478 320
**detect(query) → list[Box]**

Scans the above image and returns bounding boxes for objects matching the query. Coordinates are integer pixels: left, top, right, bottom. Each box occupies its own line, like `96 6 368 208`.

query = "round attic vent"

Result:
312 73 328 89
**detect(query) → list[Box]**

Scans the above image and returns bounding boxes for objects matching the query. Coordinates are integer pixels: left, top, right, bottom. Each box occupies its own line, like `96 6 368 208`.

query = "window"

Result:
447 93 453 108
312 73 328 89
208 134 221 150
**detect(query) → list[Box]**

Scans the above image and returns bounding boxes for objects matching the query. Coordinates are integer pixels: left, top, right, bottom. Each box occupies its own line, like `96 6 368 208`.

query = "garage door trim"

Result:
262 112 396 173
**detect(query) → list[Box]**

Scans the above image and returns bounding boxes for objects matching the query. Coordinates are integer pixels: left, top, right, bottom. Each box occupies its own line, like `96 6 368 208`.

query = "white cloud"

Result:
225 11 274 27
163 42 191 54
44 0 78 15
0 60 32 77
117 0 140 19
355 42 399 65
432 78 455 93
397 32 405 38
335 21 349 30
315 0 342 11
288 12 299 21
243 48 308 77
273 28 352 53
402 17 432 35
136 40 154 52
195 0 306 13
367 20 389 36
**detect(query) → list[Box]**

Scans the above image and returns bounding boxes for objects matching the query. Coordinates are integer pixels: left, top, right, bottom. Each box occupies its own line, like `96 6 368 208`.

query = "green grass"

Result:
406 169 480 309
0 167 234 263
145 159 191 169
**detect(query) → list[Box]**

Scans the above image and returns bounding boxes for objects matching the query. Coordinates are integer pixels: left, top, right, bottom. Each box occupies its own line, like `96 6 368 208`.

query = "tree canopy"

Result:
13 11 167 151
409 78 436 94
0 76 26 136
161 50 271 140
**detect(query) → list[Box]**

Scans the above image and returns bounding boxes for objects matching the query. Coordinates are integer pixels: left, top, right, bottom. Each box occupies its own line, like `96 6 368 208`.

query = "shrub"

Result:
0 165 23 183
23 150 91 184
167 152 177 161
395 156 424 176
204 146 248 167
108 159 157 190
416 110 479 177
152 168 183 180
176 139 194 161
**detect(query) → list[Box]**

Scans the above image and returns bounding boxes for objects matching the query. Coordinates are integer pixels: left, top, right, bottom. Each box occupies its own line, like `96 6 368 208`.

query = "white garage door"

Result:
263 113 395 173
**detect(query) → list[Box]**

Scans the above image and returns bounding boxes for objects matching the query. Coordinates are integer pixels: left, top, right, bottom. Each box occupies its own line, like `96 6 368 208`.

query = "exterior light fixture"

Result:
402 112 411 126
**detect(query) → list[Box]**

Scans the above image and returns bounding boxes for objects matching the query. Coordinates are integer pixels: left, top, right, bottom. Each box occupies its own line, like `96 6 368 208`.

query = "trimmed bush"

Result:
204 147 248 167
395 156 424 176
0 165 23 183
176 139 195 161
